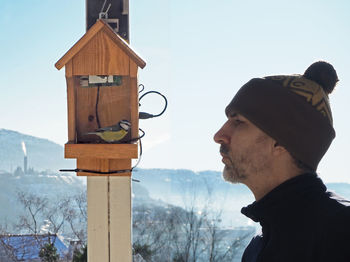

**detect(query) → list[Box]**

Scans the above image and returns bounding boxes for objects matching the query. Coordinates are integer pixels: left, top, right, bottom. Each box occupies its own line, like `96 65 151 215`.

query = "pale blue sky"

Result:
1 0 350 182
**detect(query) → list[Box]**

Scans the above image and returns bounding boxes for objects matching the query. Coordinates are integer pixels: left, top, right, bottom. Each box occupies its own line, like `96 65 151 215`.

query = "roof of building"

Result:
0 234 67 260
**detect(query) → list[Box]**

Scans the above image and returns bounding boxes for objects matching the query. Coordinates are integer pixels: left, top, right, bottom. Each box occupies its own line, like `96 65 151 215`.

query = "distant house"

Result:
0 234 68 262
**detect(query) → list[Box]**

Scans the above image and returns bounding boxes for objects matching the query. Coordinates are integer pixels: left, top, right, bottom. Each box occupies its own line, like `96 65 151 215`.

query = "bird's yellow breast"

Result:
97 129 128 142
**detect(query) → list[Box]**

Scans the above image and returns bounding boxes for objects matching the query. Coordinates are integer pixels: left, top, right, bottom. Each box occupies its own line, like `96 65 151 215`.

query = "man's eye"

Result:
234 119 243 125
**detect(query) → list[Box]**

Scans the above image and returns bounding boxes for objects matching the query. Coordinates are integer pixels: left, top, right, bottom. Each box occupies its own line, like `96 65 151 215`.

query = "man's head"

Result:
214 111 296 195
215 112 275 183
214 61 338 197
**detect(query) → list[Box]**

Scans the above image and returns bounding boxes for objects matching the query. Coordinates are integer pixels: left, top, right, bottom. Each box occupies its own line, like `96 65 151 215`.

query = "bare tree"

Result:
46 192 87 243
206 213 223 262
0 190 88 262
44 198 70 236
173 207 205 262
132 177 254 262
13 190 87 243
203 212 252 262
16 191 48 236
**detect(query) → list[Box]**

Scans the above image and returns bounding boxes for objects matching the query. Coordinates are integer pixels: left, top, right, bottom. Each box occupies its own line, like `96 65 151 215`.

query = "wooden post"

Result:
87 177 109 261
110 176 132 261
87 175 132 262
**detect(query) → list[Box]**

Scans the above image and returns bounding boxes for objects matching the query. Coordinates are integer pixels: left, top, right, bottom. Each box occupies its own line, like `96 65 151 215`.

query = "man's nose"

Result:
214 125 230 145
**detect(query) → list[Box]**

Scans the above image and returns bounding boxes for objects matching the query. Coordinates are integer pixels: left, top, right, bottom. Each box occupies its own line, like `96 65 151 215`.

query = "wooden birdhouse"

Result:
55 19 146 176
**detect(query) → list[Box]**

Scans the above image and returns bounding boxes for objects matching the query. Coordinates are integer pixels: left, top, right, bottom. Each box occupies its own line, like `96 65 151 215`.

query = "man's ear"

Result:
272 141 288 156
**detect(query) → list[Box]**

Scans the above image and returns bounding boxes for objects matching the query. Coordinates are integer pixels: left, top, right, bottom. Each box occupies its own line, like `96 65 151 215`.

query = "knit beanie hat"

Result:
226 61 338 170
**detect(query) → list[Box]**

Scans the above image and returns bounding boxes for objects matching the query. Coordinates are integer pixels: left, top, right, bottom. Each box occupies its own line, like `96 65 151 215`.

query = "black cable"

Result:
131 135 143 171
59 167 140 182
96 85 101 128
138 91 168 119
138 83 145 93
59 168 131 175
123 128 145 143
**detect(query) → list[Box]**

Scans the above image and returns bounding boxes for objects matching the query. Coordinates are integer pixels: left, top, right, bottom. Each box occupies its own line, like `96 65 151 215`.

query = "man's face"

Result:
214 111 274 184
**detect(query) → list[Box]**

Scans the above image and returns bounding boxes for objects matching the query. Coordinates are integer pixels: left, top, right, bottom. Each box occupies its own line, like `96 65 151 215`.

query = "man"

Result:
214 61 350 262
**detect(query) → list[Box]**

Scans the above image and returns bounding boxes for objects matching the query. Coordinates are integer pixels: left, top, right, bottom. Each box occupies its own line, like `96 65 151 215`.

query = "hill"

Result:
0 128 74 172
0 170 85 225
1 128 350 227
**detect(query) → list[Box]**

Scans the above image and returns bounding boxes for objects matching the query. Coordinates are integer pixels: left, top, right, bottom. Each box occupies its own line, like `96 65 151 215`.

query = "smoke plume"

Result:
21 141 27 156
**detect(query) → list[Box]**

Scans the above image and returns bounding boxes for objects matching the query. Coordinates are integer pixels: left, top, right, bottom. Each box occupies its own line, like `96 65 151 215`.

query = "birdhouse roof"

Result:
55 19 146 70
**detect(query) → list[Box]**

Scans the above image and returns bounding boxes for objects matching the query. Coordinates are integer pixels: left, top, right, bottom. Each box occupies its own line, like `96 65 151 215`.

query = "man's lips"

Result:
220 145 230 164
220 153 230 164
220 151 229 158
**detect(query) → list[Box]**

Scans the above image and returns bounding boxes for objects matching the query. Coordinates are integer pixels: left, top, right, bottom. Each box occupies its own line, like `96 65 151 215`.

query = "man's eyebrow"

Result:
227 112 240 119
225 107 239 118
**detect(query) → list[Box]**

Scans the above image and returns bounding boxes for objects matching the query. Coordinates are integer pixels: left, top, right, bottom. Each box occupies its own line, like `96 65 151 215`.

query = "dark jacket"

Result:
241 173 350 262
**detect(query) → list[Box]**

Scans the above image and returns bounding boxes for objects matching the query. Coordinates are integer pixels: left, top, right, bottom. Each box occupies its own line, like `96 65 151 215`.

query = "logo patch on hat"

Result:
265 75 333 124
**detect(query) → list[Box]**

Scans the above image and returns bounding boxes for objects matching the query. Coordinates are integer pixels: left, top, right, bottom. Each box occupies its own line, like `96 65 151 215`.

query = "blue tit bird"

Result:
85 120 131 142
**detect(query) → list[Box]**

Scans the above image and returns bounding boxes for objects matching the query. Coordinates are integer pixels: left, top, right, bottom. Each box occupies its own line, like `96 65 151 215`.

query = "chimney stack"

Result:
24 156 27 174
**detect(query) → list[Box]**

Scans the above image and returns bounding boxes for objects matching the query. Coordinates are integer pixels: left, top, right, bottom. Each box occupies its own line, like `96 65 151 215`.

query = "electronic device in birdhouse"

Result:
55 19 146 176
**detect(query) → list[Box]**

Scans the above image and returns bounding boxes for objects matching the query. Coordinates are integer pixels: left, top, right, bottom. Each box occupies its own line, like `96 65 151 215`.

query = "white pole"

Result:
87 176 132 262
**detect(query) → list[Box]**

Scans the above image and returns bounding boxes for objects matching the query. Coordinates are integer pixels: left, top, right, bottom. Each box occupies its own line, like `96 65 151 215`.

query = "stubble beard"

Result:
220 134 270 184
221 145 248 184
222 156 248 184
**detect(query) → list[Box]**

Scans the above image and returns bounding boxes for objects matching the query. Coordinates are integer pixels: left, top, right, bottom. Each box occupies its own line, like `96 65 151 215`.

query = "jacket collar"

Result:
241 173 326 223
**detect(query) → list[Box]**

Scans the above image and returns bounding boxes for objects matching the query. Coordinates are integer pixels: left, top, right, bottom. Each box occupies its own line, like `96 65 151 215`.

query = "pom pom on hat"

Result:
303 61 339 94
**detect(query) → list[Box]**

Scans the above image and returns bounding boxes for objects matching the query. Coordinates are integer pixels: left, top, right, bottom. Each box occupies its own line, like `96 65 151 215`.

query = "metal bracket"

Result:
122 0 129 15
103 18 119 32
98 0 119 32
87 0 129 40
98 0 111 19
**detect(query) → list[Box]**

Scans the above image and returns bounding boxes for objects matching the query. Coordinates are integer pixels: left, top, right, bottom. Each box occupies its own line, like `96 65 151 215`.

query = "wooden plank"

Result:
65 60 73 77
75 85 98 143
55 20 105 70
109 159 132 176
129 77 139 140
66 144 138 159
87 176 109 262
72 31 130 75
97 78 131 140
66 77 77 143
101 21 146 69
100 159 109 173
129 60 138 78
77 158 102 176
76 158 132 176
109 176 132 262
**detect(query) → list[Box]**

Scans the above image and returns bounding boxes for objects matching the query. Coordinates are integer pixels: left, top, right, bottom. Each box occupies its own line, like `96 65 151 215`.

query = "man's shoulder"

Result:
324 191 350 211
316 191 350 220
327 190 350 204
305 190 350 233
314 191 350 240
316 192 350 261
